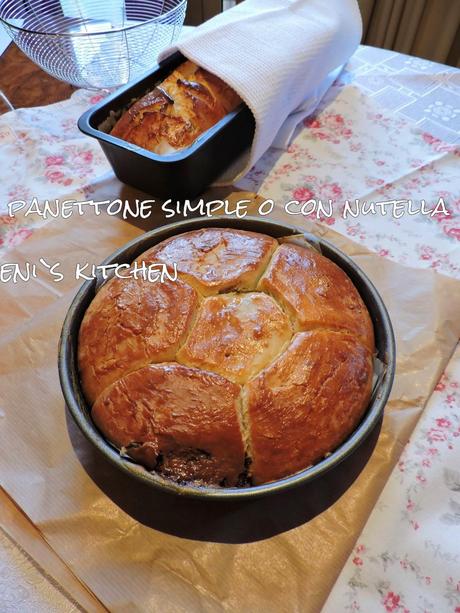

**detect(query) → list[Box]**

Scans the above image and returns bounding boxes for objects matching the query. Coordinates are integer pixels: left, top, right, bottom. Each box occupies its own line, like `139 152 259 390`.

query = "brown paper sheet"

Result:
1 193 460 612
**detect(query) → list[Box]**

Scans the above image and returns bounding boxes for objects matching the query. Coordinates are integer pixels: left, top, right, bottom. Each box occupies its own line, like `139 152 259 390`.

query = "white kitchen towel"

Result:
159 0 362 182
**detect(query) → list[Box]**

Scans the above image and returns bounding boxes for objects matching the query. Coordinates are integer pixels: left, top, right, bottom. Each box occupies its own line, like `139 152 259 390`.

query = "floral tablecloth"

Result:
0 45 459 612
0 528 82 613
324 349 460 613
237 46 460 279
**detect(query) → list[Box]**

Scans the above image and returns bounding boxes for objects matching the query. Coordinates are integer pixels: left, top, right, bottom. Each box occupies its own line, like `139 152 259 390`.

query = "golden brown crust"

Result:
246 330 374 485
138 228 278 296
78 272 198 404
258 244 375 351
92 363 245 487
177 292 292 384
78 228 378 488
110 61 241 154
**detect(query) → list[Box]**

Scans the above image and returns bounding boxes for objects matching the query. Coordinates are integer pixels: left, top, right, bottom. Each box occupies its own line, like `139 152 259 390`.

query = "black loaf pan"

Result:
58 216 396 501
78 52 255 199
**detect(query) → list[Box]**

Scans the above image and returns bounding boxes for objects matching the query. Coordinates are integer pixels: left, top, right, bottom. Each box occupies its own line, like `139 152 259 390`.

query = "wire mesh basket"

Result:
0 0 187 89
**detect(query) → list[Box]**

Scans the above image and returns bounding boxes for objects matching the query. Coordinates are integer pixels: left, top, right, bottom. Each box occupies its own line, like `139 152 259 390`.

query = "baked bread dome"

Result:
110 61 242 155
78 228 375 487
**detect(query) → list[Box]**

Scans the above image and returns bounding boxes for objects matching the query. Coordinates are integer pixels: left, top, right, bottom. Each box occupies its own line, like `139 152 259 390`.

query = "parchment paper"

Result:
1 192 460 612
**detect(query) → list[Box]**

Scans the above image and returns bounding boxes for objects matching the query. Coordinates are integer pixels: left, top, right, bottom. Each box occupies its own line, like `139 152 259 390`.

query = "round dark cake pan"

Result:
58 216 396 501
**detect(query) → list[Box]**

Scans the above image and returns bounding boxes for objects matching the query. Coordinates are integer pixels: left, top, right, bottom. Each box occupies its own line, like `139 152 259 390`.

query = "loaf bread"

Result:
78 228 375 487
110 61 242 154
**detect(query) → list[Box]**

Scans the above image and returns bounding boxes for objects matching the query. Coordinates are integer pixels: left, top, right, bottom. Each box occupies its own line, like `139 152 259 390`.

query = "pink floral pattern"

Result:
0 89 109 254
324 348 460 613
237 84 460 279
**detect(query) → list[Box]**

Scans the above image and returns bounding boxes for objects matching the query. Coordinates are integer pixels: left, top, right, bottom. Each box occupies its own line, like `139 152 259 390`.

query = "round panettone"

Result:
78 228 375 487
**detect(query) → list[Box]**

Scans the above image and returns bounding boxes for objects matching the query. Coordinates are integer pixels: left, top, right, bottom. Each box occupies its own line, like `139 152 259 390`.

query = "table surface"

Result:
0 42 459 613
1 41 460 144
0 45 75 109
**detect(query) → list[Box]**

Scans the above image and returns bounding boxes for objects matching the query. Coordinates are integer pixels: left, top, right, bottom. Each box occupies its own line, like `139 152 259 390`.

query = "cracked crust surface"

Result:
258 243 375 351
110 60 242 155
92 363 245 486
78 271 199 404
177 292 292 384
137 228 278 296
246 329 374 485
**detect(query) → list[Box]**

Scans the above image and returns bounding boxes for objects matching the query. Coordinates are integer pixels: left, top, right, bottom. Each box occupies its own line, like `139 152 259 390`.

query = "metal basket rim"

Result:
0 0 187 38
